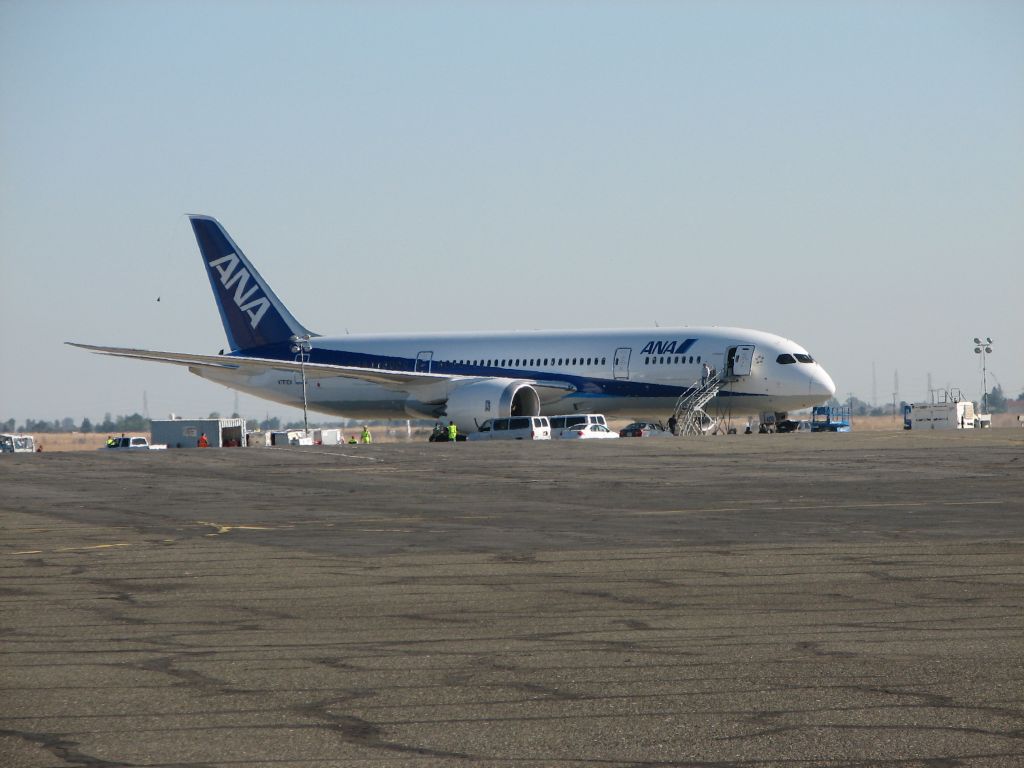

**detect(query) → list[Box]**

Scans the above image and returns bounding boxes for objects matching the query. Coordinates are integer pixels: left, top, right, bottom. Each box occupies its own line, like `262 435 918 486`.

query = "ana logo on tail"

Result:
207 253 271 329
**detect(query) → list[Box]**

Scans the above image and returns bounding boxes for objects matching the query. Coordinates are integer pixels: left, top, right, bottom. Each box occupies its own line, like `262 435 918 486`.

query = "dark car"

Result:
618 421 671 438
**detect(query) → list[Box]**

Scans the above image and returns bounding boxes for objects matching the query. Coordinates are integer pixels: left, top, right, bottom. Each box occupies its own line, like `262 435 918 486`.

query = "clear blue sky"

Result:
1 0 1021 426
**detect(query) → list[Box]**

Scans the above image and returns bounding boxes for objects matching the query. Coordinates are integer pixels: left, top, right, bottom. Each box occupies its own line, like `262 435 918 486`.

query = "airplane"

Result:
69 215 836 432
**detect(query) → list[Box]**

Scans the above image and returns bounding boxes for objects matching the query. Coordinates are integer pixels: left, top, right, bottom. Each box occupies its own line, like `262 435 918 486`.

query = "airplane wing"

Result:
66 343 577 401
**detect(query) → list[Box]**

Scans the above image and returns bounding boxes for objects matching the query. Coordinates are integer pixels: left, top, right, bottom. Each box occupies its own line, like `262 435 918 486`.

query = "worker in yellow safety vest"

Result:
360 426 372 444
447 421 458 442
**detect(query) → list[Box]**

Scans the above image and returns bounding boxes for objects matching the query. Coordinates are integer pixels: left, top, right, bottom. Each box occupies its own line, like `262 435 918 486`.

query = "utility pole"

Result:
892 369 899 422
290 335 313 436
872 361 877 408
973 337 993 413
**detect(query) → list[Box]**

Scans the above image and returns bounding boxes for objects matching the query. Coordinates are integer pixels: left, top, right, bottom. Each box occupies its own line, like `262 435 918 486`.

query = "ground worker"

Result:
106 435 115 447
360 426 372 444
348 435 358 444
197 433 210 448
447 420 458 443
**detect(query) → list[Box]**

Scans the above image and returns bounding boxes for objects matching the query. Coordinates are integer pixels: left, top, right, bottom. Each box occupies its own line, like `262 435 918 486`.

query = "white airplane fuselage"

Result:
194 326 835 422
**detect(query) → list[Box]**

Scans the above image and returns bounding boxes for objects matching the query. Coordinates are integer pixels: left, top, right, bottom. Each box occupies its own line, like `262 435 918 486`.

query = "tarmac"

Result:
1 429 1023 767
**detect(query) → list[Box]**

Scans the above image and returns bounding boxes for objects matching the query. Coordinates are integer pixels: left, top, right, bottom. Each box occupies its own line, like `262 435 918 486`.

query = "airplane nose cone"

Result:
811 367 837 400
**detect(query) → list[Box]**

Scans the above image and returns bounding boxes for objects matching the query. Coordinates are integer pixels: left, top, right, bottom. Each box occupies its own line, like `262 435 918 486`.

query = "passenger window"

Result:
587 358 592 365
696 356 701 363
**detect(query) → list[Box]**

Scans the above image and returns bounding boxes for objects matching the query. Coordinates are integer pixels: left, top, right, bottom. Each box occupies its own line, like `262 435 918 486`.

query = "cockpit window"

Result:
794 353 814 364
776 354 797 364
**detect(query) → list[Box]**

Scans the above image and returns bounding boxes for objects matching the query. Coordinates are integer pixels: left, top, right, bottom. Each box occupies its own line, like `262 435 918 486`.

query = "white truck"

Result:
1 433 36 453
103 436 167 450
903 399 977 430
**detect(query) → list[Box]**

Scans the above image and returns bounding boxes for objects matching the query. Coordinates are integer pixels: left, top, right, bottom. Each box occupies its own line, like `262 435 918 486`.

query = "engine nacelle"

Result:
442 378 542 433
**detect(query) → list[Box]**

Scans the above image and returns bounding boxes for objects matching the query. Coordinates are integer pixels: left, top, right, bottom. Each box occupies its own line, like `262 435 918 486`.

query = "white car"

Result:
102 436 167 450
558 424 620 440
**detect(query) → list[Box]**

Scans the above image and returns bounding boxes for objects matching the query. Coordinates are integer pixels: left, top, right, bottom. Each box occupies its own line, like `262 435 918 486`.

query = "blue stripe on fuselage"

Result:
227 343 761 400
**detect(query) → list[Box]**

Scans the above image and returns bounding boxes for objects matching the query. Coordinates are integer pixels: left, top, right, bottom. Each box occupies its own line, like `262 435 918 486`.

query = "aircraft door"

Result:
415 351 433 373
730 345 755 377
613 347 632 380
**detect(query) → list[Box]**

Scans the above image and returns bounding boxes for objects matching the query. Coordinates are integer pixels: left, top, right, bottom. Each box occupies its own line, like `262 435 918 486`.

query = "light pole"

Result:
973 337 993 414
290 334 312 435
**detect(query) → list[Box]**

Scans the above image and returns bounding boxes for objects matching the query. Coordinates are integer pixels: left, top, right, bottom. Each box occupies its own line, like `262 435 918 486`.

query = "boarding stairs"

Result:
671 373 726 436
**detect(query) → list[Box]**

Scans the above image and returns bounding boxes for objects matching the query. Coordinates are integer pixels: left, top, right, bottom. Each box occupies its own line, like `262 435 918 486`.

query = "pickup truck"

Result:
103 436 167 450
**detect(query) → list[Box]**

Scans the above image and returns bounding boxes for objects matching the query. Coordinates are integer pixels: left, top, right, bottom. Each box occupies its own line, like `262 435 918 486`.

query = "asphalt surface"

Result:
2 429 1023 767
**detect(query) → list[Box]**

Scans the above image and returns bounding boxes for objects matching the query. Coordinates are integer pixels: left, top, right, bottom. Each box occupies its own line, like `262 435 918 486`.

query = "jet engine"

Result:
442 378 542 433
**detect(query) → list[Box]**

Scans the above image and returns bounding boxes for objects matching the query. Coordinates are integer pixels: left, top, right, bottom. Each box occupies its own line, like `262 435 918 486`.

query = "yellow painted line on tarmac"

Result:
5 543 132 556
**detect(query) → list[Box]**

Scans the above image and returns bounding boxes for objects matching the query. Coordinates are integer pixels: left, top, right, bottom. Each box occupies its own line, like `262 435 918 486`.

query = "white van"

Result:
548 414 607 432
468 416 551 441
0 433 35 453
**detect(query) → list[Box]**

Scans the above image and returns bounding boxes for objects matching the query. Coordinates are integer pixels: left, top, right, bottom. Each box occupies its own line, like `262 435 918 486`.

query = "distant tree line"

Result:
1 412 293 434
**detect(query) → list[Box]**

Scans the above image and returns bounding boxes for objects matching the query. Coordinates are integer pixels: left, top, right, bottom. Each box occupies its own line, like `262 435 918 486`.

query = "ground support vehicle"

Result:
618 422 671 438
548 414 608 431
810 405 852 432
1 434 35 453
468 416 551 441
775 419 812 433
103 436 167 450
903 397 977 430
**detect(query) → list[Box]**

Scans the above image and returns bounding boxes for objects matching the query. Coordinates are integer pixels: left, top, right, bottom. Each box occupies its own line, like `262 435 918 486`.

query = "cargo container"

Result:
150 417 247 448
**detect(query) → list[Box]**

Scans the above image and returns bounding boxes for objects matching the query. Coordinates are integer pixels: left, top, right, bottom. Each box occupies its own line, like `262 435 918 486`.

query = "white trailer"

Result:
313 428 343 445
267 429 313 446
905 399 976 430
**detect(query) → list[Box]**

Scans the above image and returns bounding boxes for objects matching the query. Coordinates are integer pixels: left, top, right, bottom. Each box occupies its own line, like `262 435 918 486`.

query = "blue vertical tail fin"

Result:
189 215 315 352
